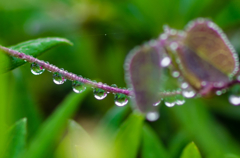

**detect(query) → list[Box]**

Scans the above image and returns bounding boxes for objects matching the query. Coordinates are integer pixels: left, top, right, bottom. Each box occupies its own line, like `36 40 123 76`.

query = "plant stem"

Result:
0 46 131 95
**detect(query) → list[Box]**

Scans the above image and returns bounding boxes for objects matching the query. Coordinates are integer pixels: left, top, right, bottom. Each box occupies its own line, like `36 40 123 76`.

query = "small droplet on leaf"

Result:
229 95 240 106
146 111 159 121
160 56 171 67
216 90 222 96
30 62 45 75
53 72 66 85
181 82 189 89
72 80 86 93
93 88 107 100
172 71 180 78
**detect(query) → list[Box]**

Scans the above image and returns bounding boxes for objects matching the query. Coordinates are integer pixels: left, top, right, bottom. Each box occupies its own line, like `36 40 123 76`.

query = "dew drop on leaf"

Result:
114 93 128 107
160 56 171 67
181 82 189 89
30 62 45 75
72 80 86 93
93 88 107 100
216 90 222 96
172 71 180 78
229 95 240 106
53 72 65 85
146 111 159 122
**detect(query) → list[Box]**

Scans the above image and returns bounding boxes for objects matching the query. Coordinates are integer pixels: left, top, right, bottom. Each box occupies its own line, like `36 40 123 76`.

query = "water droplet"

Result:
93 88 107 100
114 93 128 106
164 96 176 107
216 90 222 96
201 81 207 86
30 62 45 75
160 57 171 67
72 80 86 93
153 100 161 106
182 89 196 98
237 75 240 81
229 95 240 106
172 71 180 78
181 82 189 89
146 112 159 121
24 60 27 62
170 42 178 50
53 72 65 85
213 82 224 88
175 94 185 105
111 84 118 88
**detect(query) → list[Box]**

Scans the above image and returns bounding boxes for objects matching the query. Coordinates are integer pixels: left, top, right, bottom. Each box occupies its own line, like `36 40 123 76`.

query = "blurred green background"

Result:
1 0 240 157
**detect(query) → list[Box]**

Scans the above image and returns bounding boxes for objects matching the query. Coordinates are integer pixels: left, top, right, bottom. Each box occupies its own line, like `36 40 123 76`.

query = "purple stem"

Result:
0 46 131 95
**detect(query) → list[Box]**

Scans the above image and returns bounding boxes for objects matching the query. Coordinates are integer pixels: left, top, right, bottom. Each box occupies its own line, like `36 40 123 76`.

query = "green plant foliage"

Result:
141 124 169 158
1 0 240 158
0 51 8 156
22 89 90 158
113 112 144 158
1 37 72 72
180 142 202 158
4 118 27 158
55 120 92 158
97 105 131 134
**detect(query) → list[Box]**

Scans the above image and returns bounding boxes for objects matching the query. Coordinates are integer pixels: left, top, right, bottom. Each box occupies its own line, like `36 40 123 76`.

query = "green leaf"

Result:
180 142 202 158
1 37 72 72
96 105 131 134
142 124 169 158
8 71 43 139
113 112 144 158
224 154 240 158
172 98 240 157
22 89 89 158
55 120 92 158
5 118 27 158
0 51 9 155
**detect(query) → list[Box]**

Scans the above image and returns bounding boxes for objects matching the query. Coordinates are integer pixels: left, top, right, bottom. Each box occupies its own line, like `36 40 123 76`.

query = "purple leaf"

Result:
125 40 165 114
162 18 239 93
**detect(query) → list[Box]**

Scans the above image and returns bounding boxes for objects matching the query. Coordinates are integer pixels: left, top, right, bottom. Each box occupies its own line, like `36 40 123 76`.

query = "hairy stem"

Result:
0 46 192 98
0 46 131 95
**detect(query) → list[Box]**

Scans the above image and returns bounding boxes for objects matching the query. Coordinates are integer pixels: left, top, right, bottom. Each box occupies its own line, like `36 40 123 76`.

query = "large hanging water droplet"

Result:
72 80 86 93
182 86 196 98
160 57 171 67
164 96 176 107
229 95 240 106
93 88 107 100
146 111 159 121
53 72 66 85
175 94 185 105
30 62 45 75
114 93 128 107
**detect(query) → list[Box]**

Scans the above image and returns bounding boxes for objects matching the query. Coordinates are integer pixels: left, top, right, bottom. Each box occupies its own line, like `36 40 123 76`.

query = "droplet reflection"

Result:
146 112 159 121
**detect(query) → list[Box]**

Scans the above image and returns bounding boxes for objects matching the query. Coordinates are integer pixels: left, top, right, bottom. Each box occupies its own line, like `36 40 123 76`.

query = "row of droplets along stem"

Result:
31 62 129 107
